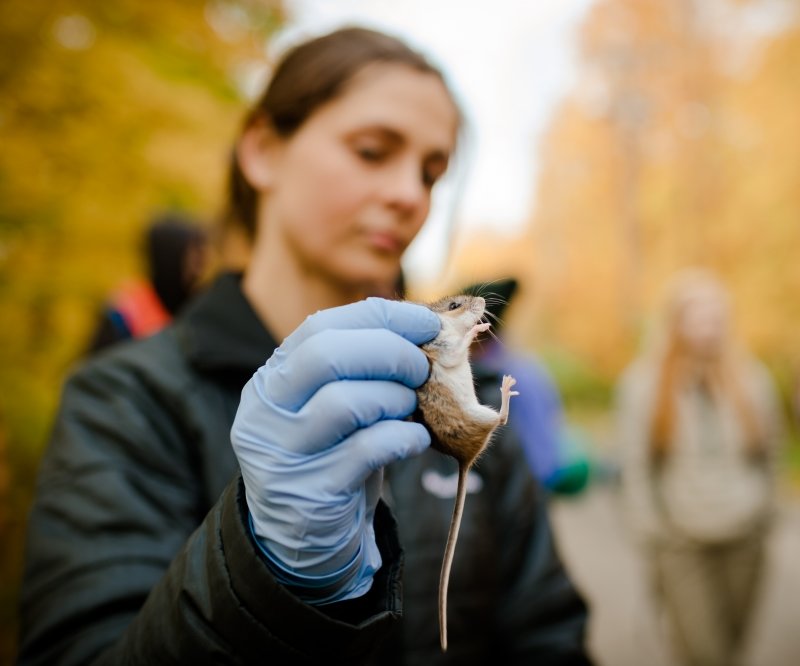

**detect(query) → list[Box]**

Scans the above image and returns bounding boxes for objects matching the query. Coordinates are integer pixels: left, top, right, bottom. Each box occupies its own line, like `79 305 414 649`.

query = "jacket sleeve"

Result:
748 359 785 515
615 363 671 545
18 355 402 665
488 426 593 665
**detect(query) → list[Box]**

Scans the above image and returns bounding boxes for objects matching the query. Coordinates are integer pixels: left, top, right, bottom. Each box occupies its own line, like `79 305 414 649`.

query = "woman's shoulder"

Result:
617 356 659 394
738 354 773 384
736 354 780 410
67 326 195 400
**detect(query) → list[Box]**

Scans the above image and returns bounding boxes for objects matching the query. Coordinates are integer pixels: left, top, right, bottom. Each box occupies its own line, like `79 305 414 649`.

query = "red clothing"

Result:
112 279 172 337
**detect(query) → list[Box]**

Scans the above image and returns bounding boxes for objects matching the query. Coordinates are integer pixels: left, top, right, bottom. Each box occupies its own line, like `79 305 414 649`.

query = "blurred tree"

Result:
520 0 800 378
438 0 799 422
0 1 283 660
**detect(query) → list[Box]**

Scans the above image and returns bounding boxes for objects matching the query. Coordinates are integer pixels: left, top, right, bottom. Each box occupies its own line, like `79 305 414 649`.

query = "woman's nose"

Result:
385 159 428 217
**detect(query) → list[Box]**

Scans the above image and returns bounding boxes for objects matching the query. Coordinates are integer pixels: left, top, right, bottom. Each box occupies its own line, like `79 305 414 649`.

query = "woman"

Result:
617 269 781 666
19 27 590 665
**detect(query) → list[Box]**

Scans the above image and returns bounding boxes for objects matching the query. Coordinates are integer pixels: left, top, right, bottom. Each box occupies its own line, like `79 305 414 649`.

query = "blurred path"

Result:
550 484 800 666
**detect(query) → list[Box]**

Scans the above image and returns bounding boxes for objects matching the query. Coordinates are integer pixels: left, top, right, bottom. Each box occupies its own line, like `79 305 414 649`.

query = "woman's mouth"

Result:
365 231 404 254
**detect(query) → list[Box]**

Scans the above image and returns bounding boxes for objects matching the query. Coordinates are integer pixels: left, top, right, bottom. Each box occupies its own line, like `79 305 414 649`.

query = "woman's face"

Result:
257 63 459 291
676 287 728 358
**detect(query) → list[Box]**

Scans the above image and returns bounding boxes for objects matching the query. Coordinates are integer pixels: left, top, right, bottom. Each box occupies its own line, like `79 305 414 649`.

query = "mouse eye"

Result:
448 301 460 311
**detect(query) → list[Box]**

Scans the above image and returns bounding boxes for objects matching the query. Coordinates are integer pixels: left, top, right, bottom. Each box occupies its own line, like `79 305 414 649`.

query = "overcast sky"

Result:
281 0 596 282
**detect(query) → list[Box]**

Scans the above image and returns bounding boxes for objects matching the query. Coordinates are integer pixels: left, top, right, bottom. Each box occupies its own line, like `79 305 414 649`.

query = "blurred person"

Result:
86 212 209 353
616 268 782 666
463 278 590 495
791 359 800 432
18 27 591 665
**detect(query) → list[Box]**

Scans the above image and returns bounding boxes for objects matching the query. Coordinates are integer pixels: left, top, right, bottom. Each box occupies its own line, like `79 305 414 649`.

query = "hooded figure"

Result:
463 278 590 494
87 212 208 353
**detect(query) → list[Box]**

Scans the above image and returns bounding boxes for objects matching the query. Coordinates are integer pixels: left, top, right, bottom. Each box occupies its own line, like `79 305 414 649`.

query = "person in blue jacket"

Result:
464 278 590 495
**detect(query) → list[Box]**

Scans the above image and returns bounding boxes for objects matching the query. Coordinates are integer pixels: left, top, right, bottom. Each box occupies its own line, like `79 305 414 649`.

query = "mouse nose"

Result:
473 296 486 313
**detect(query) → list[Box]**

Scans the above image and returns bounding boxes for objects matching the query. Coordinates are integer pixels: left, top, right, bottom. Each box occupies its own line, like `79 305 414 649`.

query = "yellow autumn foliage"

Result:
449 0 800 391
0 1 283 658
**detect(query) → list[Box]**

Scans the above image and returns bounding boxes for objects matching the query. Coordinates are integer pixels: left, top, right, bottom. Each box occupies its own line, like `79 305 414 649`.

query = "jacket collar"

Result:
177 271 502 388
177 272 278 384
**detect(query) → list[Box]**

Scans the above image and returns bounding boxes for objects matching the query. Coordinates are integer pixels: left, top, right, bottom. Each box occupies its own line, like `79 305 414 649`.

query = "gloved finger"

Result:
264 329 431 411
293 380 418 454
234 380 419 456
267 298 440 370
320 420 431 493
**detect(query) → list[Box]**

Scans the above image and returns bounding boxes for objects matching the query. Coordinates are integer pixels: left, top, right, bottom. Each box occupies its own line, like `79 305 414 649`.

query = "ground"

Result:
551 483 800 665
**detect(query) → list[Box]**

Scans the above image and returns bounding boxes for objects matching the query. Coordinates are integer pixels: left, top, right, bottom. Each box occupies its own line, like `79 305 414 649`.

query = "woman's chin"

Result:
333 259 401 295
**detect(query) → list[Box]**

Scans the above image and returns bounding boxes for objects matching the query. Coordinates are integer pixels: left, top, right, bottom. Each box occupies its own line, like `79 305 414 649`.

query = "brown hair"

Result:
227 26 460 238
649 270 764 459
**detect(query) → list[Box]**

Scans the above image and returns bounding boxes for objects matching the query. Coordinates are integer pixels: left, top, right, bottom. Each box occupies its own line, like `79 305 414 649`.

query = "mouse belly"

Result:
416 387 497 463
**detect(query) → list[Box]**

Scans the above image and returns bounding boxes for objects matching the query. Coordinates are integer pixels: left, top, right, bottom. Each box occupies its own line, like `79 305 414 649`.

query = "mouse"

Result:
414 293 518 652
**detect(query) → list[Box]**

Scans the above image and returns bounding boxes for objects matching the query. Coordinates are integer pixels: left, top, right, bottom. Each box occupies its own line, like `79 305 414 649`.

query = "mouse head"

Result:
423 294 487 365
430 294 485 327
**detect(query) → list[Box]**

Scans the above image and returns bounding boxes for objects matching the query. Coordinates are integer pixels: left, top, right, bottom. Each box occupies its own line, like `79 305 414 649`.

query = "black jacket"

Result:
19 273 591 665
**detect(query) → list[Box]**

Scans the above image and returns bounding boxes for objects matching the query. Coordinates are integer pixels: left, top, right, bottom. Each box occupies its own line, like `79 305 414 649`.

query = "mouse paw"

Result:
469 322 491 340
498 375 518 425
501 374 519 395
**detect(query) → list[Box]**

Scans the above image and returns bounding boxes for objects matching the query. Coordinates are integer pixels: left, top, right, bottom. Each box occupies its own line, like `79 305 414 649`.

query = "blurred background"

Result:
1 0 798 663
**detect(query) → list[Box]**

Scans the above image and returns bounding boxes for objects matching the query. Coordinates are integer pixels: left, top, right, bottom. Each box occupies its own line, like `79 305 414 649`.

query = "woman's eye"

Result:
449 301 460 311
422 159 448 188
356 145 386 162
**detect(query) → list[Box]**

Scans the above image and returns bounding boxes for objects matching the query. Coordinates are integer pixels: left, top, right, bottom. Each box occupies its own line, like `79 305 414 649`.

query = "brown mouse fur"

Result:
414 293 518 652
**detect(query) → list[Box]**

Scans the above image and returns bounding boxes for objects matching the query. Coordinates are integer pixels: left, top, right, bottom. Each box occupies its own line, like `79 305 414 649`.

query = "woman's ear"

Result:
236 117 282 192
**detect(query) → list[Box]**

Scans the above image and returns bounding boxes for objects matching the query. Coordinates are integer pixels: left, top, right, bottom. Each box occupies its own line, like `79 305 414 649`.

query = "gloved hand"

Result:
231 297 440 604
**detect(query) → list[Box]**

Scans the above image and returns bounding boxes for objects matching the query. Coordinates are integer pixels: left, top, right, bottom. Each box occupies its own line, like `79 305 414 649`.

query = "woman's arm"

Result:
19 296 440 665
18 350 402 665
615 363 669 544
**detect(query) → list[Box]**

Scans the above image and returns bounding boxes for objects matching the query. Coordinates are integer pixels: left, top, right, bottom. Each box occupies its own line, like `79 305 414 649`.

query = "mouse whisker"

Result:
482 310 505 329
482 296 509 314
479 278 505 293
462 279 506 300
476 316 501 344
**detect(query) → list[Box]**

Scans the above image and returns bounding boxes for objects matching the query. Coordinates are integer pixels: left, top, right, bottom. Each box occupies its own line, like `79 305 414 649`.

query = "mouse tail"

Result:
439 465 469 652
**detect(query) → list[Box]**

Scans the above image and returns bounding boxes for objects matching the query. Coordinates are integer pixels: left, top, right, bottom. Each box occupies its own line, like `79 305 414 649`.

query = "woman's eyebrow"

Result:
347 125 453 160
346 125 403 145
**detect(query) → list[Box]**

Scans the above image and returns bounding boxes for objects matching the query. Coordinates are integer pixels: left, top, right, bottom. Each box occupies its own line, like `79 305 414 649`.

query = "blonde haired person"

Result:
616 269 782 666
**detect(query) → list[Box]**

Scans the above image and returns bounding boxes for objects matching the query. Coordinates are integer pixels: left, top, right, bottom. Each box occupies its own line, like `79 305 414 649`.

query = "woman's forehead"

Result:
307 63 459 150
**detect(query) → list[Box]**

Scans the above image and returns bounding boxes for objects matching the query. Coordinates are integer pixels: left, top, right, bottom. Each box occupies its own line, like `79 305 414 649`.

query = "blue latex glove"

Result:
231 297 440 604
